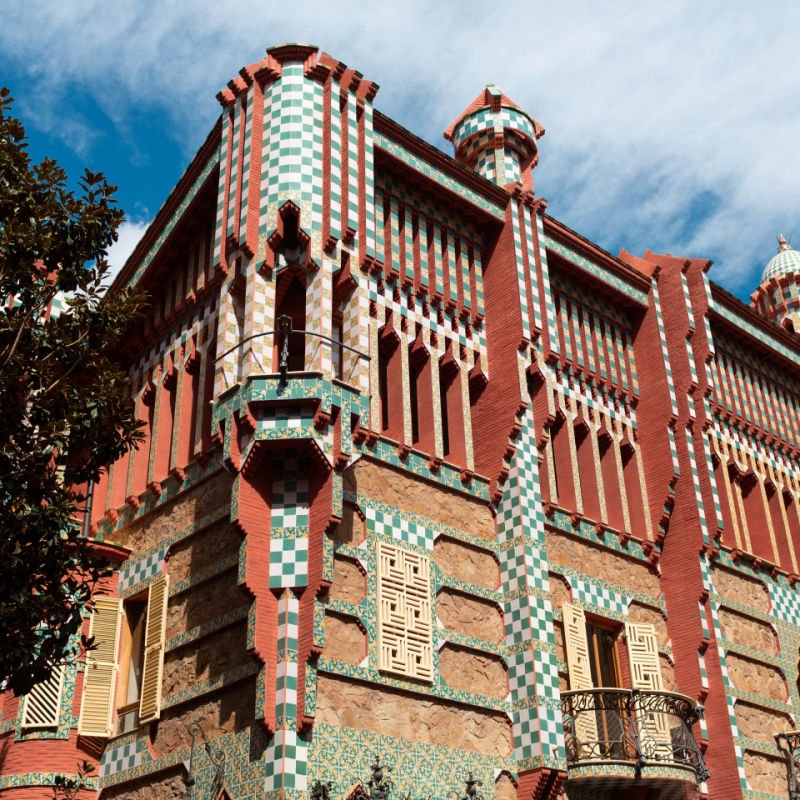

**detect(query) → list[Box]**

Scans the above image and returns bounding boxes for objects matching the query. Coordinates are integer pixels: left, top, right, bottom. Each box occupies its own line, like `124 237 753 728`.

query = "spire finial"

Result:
778 233 791 252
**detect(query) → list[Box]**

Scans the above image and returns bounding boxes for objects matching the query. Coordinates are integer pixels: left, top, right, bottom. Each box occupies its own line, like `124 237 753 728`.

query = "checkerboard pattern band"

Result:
366 506 434 551
118 547 166 592
269 537 309 588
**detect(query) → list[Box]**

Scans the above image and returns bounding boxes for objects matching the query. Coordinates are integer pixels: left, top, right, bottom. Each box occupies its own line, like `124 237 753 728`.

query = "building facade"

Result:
2 43 800 800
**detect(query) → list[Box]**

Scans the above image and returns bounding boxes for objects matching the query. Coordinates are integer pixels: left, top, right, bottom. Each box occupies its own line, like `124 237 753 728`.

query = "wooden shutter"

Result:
562 602 598 747
625 621 670 753
78 596 122 737
21 665 65 729
139 575 169 723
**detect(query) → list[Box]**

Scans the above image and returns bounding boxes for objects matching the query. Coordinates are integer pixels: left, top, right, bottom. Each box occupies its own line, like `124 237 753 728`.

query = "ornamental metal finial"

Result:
459 773 484 800
367 755 393 800
310 780 333 800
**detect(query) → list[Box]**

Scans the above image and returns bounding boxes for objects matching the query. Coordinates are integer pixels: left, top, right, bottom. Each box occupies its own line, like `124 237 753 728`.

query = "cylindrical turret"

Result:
445 85 544 191
751 235 800 331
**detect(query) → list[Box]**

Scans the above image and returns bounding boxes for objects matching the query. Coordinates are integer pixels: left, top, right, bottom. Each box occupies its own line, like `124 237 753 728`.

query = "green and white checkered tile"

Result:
525 544 549 593
271 487 309 530
365 506 433 551
500 107 537 141
567 575 630 618
537 704 566 758
534 649 560 688
119 546 167 592
276 658 299 720
504 594 532 644
513 705 543 761
769 582 800 626
277 594 299 650
264 729 309 792
503 151 522 185
99 737 146 778
508 648 535 698
269 537 309 588
528 594 554 637
260 405 315 430
500 543 527 586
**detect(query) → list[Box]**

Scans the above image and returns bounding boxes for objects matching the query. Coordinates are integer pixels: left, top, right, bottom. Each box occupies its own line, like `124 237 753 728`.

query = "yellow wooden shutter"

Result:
563 603 593 690
21 665 65 729
139 575 169 723
562 602 598 748
625 621 670 754
78 596 122 737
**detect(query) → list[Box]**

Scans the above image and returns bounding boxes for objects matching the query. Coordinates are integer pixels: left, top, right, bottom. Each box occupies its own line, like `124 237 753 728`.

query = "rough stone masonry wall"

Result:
312 459 513 800
100 472 261 797
710 562 796 797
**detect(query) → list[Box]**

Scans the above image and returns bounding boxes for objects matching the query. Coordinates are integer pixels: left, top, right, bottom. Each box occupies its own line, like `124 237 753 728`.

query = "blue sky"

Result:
2 1 799 299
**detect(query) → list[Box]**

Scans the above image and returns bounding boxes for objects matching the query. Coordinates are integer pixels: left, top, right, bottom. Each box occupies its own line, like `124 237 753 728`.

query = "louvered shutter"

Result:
624 621 670 754
562 603 598 748
139 575 169 723
21 665 65 729
78 596 122 737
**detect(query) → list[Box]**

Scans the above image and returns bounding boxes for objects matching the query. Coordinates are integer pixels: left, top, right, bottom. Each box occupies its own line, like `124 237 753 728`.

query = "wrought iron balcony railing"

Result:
561 688 709 784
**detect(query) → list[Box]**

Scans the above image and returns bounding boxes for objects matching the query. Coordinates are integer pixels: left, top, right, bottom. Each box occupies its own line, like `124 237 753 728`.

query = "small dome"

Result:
762 234 800 283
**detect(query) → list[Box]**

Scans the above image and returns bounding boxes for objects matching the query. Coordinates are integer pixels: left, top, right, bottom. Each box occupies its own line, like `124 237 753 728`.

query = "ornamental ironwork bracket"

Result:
776 730 800 800
182 722 226 799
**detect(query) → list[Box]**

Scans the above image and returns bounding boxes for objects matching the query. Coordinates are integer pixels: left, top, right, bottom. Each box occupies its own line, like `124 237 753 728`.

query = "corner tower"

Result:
444 85 544 190
751 234 800 330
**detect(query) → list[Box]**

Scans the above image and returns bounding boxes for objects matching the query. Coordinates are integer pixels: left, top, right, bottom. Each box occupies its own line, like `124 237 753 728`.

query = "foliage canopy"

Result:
0 88 144 695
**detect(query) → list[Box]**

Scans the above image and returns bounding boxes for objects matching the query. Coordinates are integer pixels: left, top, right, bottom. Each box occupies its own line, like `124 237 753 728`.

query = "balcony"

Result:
561 688 709 796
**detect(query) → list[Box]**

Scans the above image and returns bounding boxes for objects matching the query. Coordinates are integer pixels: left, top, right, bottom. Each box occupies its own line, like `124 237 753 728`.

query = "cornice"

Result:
374 110 508 209
111 119 222 292
543 215 652 303
710 281 800 370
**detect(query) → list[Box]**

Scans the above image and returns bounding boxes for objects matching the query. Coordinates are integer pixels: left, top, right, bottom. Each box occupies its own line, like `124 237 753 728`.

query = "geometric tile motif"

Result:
366 506 434 551
99 736 146 778
566 574 631 619
269 537 309 589
769 582 800 627
118 546 167 592
264 729 309 792
271 451 310 531
496 405 565 770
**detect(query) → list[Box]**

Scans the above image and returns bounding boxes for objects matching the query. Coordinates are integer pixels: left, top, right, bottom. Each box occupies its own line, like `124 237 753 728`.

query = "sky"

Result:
2 1 799 299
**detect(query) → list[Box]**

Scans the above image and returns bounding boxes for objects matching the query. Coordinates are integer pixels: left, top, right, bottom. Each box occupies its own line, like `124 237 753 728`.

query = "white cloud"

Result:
2 0 799 295
107 218 150 281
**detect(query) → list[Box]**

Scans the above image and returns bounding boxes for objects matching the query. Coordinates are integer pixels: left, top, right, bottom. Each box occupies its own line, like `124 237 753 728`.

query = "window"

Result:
586 621 621 688
77 577 168 737
116 597 147 734
564 603 666 758
115 575 170 733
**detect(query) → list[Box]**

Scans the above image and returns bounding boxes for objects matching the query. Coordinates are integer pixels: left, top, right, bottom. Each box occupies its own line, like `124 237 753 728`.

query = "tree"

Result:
0 88 144 696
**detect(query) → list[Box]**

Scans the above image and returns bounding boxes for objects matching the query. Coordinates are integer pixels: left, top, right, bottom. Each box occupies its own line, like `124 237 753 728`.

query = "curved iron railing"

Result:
561 688 709 784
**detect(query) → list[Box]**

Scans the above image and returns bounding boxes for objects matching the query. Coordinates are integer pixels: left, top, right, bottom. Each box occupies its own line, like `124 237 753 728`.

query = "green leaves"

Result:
0 90 145 695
